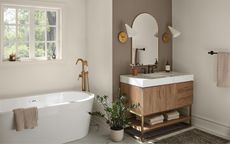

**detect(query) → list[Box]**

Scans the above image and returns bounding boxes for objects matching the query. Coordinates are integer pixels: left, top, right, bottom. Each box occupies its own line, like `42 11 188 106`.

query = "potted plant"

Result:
89 94 139 142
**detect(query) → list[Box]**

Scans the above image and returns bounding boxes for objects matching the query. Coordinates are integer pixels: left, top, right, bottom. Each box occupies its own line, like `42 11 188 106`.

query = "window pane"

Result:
47 11 56 25
18 43 29 58
35 43 45 57
34 10 46 25
35 26 45 41
47 43 56 59
47 27 56 41
4 41 16 59
18 26 29 41
18 9 29 24
4 25 16 41
4 8 16 24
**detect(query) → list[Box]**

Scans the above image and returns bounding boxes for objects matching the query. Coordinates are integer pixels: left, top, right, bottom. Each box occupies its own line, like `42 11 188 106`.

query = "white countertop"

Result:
120 72 194 88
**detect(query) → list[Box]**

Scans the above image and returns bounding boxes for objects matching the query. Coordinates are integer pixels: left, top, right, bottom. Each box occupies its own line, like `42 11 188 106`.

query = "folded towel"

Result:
24 107 38 129
167 115 180 121
217 52 230 87
145 115 164 123
13 107 38 131
147 120 164 126
168 114 179 119
13 108 25 131
165 111 180 118
137 115 164 124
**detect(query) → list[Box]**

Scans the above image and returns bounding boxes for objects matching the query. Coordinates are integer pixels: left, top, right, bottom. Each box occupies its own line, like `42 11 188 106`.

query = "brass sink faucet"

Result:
76 58 90 92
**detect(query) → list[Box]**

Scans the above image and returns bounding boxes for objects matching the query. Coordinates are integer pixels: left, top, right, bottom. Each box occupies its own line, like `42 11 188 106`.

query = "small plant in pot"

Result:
89 94 139 142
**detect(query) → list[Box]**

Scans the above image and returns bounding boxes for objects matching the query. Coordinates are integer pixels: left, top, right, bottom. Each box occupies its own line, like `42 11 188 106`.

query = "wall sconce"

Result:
162 26 181 43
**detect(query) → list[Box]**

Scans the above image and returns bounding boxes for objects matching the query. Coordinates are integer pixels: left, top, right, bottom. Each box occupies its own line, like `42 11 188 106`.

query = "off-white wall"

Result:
173 0 230 138
0 0 86 98
86 0 112 98
86 0 112 130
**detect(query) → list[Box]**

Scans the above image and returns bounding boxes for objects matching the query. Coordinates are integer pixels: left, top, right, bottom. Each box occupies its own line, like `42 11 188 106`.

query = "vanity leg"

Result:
141 116 144 142
188 105 192 125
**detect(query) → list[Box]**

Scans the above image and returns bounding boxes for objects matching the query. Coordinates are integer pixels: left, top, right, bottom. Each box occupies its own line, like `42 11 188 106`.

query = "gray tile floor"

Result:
66 125 195 144
66 127 141 144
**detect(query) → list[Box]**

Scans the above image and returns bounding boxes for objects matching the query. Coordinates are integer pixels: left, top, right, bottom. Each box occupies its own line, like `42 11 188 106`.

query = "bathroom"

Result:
1 0 230 143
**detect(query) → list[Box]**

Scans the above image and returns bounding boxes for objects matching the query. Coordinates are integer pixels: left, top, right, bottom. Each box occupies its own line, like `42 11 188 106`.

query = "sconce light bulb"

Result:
125 24 137 38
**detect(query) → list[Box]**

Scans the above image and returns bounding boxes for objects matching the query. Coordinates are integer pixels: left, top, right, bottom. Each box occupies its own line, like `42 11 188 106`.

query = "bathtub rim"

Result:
0 91 95 114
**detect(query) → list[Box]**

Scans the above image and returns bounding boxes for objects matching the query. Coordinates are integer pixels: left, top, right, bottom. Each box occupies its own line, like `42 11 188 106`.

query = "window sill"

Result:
0 59 63 66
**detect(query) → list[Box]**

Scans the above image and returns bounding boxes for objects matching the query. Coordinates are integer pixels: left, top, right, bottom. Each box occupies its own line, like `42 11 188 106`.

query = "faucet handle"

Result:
155 58 158 65
78 74 82 80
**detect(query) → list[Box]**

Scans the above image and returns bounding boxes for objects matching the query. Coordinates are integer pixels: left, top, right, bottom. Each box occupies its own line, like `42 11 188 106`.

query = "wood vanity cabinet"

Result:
120 81 193 116
120 73 193 141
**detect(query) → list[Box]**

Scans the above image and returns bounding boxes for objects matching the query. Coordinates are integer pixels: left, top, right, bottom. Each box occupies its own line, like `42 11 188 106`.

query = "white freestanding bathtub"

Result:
0 91 94 144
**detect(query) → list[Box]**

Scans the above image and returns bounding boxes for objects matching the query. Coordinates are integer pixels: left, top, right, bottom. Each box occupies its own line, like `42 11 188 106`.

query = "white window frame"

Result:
0 4 62 62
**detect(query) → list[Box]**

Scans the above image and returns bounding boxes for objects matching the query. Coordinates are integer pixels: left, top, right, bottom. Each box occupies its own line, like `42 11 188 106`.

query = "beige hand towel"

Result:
217 52 230 87
13 108 25 131
13 107 38 131
24 107 38 129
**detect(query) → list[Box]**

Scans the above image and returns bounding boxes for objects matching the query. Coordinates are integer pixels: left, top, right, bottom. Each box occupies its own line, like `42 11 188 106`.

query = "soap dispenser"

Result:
165 60 171 72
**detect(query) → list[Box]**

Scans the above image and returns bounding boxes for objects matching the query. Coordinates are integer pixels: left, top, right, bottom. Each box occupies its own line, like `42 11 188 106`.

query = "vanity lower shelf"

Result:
125 122 191 142
130 115 191 133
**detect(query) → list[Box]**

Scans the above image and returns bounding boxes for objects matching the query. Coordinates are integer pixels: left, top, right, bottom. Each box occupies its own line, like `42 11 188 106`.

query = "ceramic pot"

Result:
131 68 139 76
110 128 124 142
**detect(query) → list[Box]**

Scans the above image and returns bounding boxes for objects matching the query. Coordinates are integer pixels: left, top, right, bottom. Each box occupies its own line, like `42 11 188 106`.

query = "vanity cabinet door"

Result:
175 81 193 108
120 83 143 115
143 84 175 115
165 84 176 110
143 86 164 115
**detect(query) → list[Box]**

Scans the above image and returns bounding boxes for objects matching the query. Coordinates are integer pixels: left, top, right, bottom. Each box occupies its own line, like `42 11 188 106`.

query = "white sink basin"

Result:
120 72 194 88
140 72 176 78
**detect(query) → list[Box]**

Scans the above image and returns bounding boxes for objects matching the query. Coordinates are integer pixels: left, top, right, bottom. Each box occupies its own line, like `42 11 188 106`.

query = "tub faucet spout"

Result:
76 58 90 92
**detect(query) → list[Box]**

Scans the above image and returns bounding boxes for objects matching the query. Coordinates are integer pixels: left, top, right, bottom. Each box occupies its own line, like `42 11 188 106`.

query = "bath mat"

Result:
155 129 229 144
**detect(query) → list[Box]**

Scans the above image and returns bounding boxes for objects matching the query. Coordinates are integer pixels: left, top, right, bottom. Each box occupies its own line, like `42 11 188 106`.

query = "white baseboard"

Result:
192 115 230 140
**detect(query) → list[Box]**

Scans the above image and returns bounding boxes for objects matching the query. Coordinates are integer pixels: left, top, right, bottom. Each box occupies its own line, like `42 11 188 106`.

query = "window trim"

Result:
0 3 62 63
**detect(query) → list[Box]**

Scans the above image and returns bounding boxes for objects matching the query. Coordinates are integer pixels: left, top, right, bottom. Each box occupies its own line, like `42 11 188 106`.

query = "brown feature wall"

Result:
113 0 172 97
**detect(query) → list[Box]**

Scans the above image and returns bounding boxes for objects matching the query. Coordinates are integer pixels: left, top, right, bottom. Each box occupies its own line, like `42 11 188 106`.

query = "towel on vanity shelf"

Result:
217 52 230 87
165 111 179 117
148 120 164 126
167 115 180 121
137 115 164 125
144 115 164 123
164 110 180 121
13 107 38 131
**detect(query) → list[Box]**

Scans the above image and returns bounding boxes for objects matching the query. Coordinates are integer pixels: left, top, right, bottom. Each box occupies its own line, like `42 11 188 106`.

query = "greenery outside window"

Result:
1 4 61 61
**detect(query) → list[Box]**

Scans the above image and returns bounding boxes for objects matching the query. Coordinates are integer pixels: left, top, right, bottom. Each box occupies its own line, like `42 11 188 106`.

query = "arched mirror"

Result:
132 13 158 65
